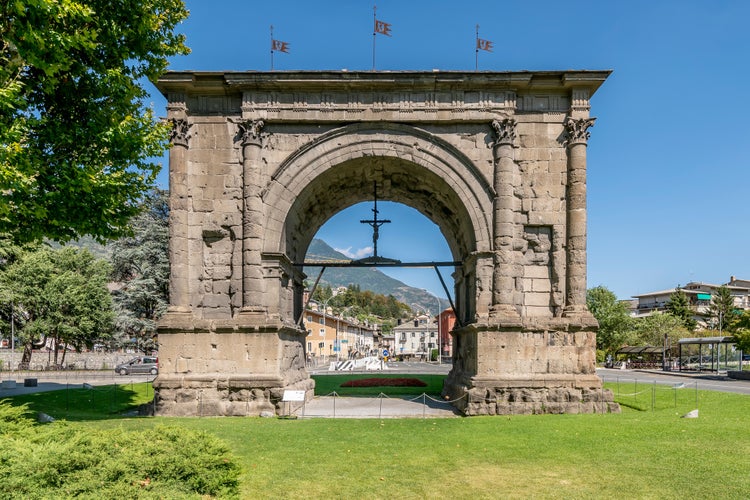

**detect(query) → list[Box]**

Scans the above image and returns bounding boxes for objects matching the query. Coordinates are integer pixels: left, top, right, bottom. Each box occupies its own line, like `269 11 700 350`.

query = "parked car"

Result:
115 356 158 375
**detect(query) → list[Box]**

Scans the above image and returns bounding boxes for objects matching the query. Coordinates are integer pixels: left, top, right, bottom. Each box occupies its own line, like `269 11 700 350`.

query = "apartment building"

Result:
302 305 376 359
631 276 750 328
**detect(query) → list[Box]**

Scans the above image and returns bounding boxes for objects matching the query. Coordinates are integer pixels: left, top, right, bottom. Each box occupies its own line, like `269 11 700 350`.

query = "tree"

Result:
0 246 113 366
731 310 750 356
632 312 689 348
665 289 697 331
0 0 189 243
109 190 169 354
706 285 735 333
586 286 634 354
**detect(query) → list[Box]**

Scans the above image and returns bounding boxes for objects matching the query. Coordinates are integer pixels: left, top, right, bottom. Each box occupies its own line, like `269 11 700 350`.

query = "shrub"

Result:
0 401 240 499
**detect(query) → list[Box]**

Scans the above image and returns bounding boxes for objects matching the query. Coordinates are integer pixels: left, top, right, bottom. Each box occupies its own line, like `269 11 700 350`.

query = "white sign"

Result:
282 390 306 402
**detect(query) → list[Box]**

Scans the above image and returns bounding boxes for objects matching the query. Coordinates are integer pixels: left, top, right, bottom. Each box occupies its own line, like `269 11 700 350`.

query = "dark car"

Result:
115 356 158 375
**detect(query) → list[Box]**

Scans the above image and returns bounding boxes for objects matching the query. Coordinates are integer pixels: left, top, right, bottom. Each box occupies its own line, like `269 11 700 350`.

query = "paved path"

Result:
290 394 462 419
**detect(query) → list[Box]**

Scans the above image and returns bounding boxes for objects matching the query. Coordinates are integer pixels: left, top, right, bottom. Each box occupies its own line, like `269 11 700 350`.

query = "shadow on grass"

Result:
2 382 155 421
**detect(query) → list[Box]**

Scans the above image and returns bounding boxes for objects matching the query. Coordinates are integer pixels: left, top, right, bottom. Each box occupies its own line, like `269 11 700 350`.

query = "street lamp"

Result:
424 290 441 364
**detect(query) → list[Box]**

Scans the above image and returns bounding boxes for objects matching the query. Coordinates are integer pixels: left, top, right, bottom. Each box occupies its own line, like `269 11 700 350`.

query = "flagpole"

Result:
270 25 274 71
372 5 377 71
475 24 479 72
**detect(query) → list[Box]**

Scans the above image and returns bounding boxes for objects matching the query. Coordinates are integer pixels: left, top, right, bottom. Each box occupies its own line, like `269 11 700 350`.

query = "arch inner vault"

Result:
155 70 619 416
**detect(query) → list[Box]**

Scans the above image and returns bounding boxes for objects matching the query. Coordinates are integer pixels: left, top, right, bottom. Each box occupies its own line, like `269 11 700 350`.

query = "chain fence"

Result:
605 376 700 413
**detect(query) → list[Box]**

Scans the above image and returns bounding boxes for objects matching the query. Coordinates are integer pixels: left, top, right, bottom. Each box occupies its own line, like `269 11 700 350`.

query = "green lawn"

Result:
4 379 750 499
5 382 154 420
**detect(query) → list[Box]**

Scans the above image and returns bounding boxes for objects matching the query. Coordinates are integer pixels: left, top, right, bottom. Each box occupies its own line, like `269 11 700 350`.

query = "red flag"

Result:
272 39 290 53
374 19 392 36
476 38 493 52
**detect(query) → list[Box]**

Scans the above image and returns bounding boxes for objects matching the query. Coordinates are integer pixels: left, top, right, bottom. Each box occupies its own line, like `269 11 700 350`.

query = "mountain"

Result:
304 239 450 316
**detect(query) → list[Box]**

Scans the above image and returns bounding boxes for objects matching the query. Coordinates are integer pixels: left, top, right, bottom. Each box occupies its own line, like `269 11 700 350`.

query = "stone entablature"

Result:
159 70 604 122
155 70 618 416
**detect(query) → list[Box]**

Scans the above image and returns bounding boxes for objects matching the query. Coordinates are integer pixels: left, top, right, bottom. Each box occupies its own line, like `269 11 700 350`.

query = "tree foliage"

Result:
665 289 697 331
706 285 736 332
0 0 189 243
631 312 689 348
109 190 169 353
731 310 750 354
586 286 634 354
0 246 113 366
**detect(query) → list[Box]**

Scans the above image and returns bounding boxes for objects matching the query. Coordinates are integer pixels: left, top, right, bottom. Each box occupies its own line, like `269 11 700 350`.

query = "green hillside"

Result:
304 239 450 315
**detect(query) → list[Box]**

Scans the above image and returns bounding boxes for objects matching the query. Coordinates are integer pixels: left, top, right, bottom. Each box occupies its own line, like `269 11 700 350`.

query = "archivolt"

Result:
263 122 494 263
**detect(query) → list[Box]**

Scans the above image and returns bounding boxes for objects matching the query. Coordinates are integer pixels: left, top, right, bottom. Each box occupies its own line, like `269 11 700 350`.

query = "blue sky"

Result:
147 0 750 300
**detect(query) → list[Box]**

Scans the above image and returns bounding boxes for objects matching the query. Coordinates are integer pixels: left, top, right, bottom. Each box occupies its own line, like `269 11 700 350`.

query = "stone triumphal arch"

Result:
155 70 619 416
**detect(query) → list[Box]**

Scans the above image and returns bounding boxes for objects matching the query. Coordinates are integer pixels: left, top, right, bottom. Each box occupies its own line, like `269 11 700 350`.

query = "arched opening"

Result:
303 201 455 363
263 123 495 326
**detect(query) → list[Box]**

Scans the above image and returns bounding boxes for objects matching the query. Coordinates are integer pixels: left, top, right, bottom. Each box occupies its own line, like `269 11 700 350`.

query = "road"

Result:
597 368 750 396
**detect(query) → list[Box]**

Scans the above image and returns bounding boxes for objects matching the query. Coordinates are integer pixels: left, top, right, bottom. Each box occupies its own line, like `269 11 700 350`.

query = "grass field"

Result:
4 378 750 499
6 381 154 420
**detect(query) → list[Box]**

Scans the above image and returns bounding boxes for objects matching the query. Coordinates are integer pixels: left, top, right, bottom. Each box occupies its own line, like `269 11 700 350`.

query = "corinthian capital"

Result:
168 118 192 147
564 117 596 146
491 118 517 147
238 119 265 146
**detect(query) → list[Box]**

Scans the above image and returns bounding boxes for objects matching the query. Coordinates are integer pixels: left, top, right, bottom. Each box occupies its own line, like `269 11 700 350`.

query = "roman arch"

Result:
155 70 619 416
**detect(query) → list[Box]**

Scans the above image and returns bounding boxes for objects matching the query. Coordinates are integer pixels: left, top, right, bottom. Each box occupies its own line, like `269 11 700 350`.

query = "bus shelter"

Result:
677 336 740 373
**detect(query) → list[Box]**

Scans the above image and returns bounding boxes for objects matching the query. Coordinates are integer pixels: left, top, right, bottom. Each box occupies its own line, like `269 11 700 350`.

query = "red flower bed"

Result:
341 377 427 388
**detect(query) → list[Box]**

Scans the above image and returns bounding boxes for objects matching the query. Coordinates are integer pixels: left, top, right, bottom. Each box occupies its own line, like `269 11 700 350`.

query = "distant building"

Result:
631 276 750 329
303 303 375 359
393 313 438 359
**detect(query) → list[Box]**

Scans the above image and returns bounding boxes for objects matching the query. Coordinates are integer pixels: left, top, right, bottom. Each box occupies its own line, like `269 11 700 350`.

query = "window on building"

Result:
411 332 415 338
431 332 435 338
319 328 325 336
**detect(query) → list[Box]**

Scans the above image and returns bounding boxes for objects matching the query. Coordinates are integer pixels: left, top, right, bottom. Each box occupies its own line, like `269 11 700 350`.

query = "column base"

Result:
487 304 522 325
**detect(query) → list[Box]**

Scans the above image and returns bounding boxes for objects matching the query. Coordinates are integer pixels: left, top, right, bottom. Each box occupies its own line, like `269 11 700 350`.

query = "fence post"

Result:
651 381 655 412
